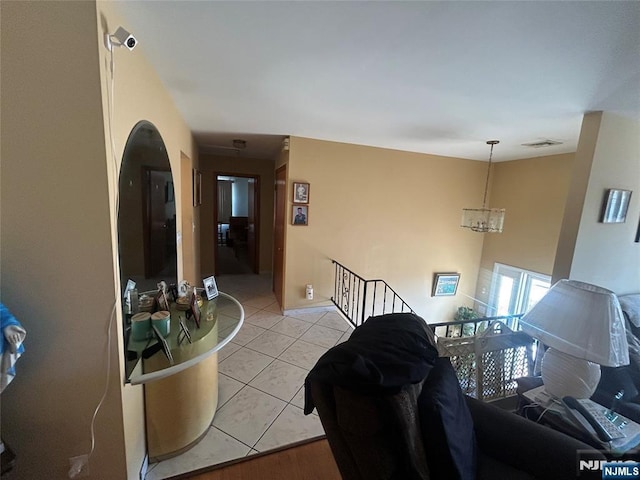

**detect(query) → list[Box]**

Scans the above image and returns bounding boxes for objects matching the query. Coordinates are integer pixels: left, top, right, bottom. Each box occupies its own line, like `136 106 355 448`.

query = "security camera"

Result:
107 26 137 51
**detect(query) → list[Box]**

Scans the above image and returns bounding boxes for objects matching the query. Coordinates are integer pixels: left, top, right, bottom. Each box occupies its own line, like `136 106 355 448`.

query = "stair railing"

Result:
331 260 414 328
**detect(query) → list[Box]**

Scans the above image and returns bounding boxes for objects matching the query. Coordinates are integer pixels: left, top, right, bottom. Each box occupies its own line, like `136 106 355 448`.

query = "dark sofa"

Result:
305 313 603 479
309 379 604 480
593 294 640 422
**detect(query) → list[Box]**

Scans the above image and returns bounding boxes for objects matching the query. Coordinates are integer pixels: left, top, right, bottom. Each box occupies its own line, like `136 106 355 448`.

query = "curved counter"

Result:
126 291 244 460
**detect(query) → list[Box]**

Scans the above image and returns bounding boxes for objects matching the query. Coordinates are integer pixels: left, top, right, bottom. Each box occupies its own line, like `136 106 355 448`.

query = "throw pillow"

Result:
418 357 477 480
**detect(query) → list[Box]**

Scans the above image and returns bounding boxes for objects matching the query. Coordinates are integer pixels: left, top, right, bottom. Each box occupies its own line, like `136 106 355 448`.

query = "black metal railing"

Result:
430 313 524 339
331 260 414 328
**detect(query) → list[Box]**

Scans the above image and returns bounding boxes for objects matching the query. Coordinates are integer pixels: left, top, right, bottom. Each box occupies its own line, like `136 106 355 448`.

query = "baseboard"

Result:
283 304 338 317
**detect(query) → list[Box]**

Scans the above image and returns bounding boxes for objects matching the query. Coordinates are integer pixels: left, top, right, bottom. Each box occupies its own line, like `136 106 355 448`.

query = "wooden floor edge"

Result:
167 435 328 480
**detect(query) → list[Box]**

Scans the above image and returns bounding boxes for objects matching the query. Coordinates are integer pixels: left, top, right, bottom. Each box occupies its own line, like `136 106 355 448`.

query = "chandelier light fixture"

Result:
461 140 505 233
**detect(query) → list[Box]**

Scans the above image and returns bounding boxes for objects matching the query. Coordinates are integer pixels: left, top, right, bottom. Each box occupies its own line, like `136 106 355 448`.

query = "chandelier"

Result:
461 140 505 233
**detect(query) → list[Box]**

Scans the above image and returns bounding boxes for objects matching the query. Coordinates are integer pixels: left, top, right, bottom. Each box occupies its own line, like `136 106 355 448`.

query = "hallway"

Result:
146 274 353 479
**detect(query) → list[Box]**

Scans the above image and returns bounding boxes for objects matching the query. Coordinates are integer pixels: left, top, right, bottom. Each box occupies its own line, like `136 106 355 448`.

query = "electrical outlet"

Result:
69 454 89 478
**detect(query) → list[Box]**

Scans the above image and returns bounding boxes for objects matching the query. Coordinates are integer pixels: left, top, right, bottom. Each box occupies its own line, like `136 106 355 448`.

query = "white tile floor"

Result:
145 274 353 479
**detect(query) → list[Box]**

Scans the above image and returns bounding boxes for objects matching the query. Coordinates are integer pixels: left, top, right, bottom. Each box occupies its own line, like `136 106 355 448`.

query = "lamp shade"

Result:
520 279 629 367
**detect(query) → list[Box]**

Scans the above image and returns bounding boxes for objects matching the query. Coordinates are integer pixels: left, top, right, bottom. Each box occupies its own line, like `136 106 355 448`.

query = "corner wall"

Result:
285 136 488 322
1 2 127 478
475 153 574 307
559 112 640 293
96 2 199 477
1 1 198 478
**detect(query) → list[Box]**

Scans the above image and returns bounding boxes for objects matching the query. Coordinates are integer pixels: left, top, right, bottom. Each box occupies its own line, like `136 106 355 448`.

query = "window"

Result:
488 263 551 317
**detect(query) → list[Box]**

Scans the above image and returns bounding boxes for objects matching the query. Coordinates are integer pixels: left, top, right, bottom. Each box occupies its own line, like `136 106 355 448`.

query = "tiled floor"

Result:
145 274 353 479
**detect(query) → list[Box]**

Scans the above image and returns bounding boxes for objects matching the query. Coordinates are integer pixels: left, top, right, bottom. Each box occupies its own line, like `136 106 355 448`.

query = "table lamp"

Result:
520 279 629 399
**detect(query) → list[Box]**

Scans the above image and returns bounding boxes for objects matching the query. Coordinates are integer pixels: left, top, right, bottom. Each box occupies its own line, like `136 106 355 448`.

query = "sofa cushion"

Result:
475 451 534 480
418 357 477 480
332 385 405 480
597 365 640 399
619 294 640 327
622 317 640 391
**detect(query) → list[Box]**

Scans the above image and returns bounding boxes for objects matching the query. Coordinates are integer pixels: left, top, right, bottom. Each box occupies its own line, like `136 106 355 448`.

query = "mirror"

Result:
118 121 176 379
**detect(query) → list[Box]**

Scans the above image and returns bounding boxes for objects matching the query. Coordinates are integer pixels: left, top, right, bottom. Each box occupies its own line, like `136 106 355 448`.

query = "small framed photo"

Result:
203 276 219 300
190 291 201 328
123 279 136 300
600 189 632 223
432 273 460 297
155 290 169 311
193 169 202 207
292 182 310 204
292 205 308 225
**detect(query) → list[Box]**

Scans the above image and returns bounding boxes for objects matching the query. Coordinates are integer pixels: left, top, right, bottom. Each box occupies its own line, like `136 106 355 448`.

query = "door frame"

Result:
273 165 286 307
213 172 260 275
141 166 173 278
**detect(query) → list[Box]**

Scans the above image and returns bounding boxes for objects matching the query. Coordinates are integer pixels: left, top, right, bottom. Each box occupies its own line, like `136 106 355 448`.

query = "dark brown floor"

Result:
175 439 341 480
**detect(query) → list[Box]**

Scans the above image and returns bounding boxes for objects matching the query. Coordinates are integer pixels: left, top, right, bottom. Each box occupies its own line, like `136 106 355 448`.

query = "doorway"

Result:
214 174 260 275
142 168 176 282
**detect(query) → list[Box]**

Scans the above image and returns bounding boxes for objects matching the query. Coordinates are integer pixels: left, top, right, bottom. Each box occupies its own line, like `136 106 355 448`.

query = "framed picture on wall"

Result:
292 182 310 204
600 188 632 223
193 169 202 207
292 205 308 225
432 273 460 297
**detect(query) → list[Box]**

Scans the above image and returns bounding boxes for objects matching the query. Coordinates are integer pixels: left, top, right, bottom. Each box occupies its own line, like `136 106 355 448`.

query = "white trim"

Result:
488 263 551 316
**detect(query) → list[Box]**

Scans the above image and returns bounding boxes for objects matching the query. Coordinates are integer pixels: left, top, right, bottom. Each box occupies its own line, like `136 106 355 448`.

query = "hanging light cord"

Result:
481 140 498 208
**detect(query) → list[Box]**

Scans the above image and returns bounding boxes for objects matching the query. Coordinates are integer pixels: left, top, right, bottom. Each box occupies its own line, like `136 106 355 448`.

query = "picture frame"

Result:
155 290 169 312
203 275 219 300
600 188 632 224
177 318 192 345
151 325 174 365
190 291 201 328
432 273 460 297
292 182 310 204
292 205 309 225
193 169 202 207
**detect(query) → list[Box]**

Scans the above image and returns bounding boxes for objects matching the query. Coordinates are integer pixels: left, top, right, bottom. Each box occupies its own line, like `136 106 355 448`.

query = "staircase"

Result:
330 260 534 401
331 260 413 328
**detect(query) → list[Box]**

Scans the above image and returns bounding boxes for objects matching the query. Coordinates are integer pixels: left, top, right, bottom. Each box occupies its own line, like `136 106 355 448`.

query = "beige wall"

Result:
1 1 198 478
553 112 603 284
284 136 488 322
1 2 127 478
199 155 276 276
561 112 640 293
474 153 574 307
96 2 198 478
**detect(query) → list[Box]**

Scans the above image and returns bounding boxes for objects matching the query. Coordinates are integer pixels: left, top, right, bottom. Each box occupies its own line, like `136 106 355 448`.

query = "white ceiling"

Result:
114 1 640 161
